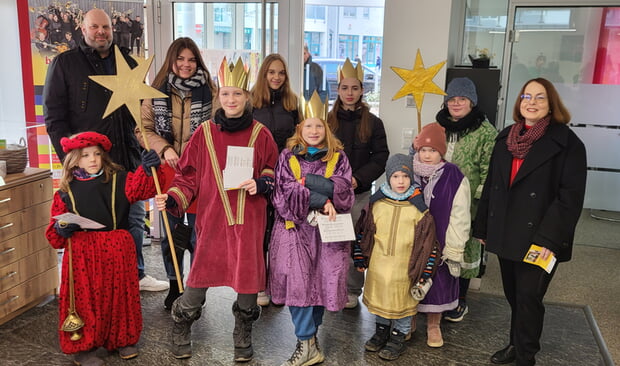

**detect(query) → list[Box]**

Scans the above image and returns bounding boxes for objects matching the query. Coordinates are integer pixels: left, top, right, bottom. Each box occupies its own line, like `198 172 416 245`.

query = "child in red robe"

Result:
45 131 162 366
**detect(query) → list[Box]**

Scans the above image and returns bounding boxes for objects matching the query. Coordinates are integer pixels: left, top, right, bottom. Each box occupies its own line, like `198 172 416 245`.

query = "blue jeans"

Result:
289 306 325 340
161 212 196 280
376 315 413 335
128 201 146 279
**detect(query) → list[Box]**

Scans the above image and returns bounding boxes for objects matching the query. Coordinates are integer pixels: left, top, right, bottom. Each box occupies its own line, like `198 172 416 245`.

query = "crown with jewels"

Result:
301 90 328 121
338 57 364 83
217 57 250 90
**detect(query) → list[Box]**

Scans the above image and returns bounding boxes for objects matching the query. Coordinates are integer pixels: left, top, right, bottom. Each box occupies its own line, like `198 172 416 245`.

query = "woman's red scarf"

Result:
506 116 550 159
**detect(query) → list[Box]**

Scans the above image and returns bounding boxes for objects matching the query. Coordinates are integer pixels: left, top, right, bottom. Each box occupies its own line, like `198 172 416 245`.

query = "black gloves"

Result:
163 223 194 261
54 222 81 238
141 149 161 176
305 174 334 199
172 223 193 253
309 191 330 210
255 176 275 195
166 195 178 209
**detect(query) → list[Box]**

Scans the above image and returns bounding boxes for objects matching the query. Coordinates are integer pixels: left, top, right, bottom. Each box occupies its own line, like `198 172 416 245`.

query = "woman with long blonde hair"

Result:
251 54 300 152
250 53 301 306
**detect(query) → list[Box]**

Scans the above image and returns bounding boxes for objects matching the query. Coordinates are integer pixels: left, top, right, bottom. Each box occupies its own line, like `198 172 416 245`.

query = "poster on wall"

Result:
17 0 144 187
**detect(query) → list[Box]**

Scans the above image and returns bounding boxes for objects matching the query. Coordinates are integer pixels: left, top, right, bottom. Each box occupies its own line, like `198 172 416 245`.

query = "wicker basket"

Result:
0 137 28 174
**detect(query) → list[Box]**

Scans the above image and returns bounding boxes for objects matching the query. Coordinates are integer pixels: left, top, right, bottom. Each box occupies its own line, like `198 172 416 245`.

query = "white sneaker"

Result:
257 291 270 306
344 293 359 309
139 275 170 292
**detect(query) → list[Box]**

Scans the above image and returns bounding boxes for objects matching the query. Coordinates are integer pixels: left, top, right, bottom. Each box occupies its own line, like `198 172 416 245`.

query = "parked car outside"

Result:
313 58 378 101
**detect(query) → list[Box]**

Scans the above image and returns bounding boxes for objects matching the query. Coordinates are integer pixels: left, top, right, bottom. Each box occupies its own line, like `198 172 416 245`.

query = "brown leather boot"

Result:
426 312 444 347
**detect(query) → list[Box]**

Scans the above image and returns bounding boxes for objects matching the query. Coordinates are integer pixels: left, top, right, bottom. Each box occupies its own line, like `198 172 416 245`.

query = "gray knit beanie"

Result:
385 154 413 182
445 77 478 106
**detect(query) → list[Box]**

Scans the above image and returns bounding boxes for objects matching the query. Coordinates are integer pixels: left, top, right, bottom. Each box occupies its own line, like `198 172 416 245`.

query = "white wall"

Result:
379 0 455 156
0 1 27 145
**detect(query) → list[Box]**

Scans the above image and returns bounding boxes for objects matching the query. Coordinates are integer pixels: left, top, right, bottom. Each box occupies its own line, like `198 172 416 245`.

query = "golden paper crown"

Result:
301 90 328 121
338 57 364 83
217 57 250 90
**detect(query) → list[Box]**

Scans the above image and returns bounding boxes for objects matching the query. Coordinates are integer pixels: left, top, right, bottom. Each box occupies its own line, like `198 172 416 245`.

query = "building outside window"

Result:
305 0 384 112
363 35 382 66
305 32 322 56
343 6 357 18
339 34 359 59
307 5 326 20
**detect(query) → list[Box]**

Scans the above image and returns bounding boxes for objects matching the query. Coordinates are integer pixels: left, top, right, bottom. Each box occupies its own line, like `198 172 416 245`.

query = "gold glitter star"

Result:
391 49 446 132
90 47 185 293
89 46 167 125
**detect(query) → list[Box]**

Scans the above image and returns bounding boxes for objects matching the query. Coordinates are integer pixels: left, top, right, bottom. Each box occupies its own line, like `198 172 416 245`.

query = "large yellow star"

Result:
90 47 185 292
391 49 446 111
89 46 167 126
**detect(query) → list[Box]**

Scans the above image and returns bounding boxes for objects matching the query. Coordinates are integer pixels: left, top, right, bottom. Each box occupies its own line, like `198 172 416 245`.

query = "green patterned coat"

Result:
444 120 497 278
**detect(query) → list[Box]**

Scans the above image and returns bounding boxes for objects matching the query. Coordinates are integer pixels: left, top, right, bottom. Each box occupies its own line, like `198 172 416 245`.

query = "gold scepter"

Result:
141 137 184 294
89 46 184 293
59 234 85 341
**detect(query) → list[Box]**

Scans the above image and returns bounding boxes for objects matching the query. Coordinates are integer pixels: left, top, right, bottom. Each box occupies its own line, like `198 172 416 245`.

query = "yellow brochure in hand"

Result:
523 244 556 274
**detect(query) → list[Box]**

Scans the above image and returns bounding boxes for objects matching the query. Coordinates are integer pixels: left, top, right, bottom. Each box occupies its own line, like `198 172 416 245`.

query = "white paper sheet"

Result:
223 146 254 189
53 213 105 229
316 213 356 242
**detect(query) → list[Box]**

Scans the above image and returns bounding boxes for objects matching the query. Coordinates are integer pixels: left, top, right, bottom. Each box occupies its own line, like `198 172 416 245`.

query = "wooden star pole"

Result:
89 46 184 293
391 49 447 133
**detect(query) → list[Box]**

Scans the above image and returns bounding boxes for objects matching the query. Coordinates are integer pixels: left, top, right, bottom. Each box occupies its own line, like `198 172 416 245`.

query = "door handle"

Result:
0 295 19 307
0 222 14 230
0 247 15 255
0 271 17 281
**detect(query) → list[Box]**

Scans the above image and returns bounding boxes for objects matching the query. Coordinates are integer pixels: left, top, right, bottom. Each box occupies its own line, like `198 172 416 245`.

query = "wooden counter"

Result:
0 168 57 325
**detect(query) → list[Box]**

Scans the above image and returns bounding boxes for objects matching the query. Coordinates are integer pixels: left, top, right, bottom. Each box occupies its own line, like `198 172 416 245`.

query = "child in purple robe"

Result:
411 122 471 348
268 91 355 366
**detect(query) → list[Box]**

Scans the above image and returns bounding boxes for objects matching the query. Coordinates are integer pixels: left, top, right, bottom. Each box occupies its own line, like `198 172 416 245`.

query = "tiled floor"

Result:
0 241 611 366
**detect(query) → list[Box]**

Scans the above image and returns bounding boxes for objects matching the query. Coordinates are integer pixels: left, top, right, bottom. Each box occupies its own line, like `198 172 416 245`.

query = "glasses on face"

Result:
520 94 547 103
446 97 468 105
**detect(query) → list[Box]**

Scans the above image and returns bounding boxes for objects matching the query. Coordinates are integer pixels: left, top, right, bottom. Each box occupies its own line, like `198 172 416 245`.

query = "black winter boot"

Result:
232 301 261 362
378 328 407 361
170 298 202 359
164 279 181 310
365 323 390 352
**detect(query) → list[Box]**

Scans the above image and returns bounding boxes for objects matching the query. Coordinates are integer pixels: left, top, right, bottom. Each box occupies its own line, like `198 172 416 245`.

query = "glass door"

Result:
302 1 385 111
172 2 278 83
151 0 297 86
500 2 620 211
